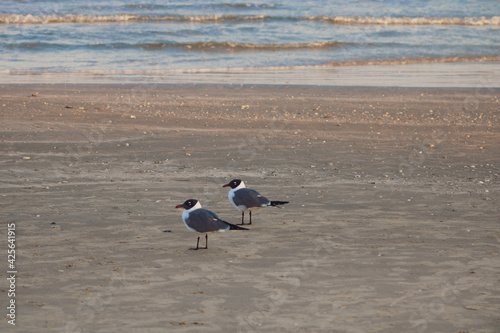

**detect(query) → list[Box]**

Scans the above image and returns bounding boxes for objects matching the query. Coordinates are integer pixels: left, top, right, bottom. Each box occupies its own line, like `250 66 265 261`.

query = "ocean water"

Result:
0 0 499 85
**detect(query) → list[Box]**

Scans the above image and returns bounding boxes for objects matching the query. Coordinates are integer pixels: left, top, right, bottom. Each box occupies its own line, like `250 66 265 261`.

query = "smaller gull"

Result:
223 179 289 225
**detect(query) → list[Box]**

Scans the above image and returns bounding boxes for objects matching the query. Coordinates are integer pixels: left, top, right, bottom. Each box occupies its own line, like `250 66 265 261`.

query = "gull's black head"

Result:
175 199 198 210
223 179 242 189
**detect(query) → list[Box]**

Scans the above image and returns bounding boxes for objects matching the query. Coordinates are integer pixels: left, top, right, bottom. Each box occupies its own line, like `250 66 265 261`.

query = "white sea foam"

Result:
0 14 137 24
311 15 500 26
1 14 499 26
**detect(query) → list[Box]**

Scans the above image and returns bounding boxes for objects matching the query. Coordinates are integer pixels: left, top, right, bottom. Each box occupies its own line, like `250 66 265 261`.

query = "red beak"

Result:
175 204 183 209
222 184 229 188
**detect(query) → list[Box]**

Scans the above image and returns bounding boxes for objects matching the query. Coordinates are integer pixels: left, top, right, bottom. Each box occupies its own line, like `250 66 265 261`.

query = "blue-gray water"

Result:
0 0 499 78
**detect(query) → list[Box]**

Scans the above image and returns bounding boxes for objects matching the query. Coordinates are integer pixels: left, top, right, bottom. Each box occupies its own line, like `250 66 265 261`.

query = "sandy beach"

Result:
1 83 499 332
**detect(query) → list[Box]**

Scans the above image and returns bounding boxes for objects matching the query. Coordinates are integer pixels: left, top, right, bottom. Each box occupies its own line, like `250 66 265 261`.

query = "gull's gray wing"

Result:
185 209 231 233
233 188 270 209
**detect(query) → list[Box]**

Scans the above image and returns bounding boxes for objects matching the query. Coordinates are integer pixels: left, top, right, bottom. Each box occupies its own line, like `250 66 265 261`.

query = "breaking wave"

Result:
3 40 355 52
140 41 352 51
309 15 500 26
1 14 499 26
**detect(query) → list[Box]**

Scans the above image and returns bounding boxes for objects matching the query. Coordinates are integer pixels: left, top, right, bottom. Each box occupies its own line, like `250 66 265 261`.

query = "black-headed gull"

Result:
223 179 289 225
175 199 248 250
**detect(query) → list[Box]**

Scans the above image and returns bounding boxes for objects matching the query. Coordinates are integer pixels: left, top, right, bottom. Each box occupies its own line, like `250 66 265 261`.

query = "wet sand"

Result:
2 62 499 87
1 84 499 332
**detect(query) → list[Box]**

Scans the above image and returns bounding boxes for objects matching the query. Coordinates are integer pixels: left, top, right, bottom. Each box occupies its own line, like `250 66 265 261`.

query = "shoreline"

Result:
1 83 499 332
1 62 499 87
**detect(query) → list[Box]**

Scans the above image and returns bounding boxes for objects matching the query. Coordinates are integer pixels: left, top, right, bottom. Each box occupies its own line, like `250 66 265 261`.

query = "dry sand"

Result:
1 84 499 332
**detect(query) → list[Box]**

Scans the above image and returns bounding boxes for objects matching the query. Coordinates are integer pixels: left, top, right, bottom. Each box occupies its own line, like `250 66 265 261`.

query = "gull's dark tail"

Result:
227 222 249 230
270 201 289 207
